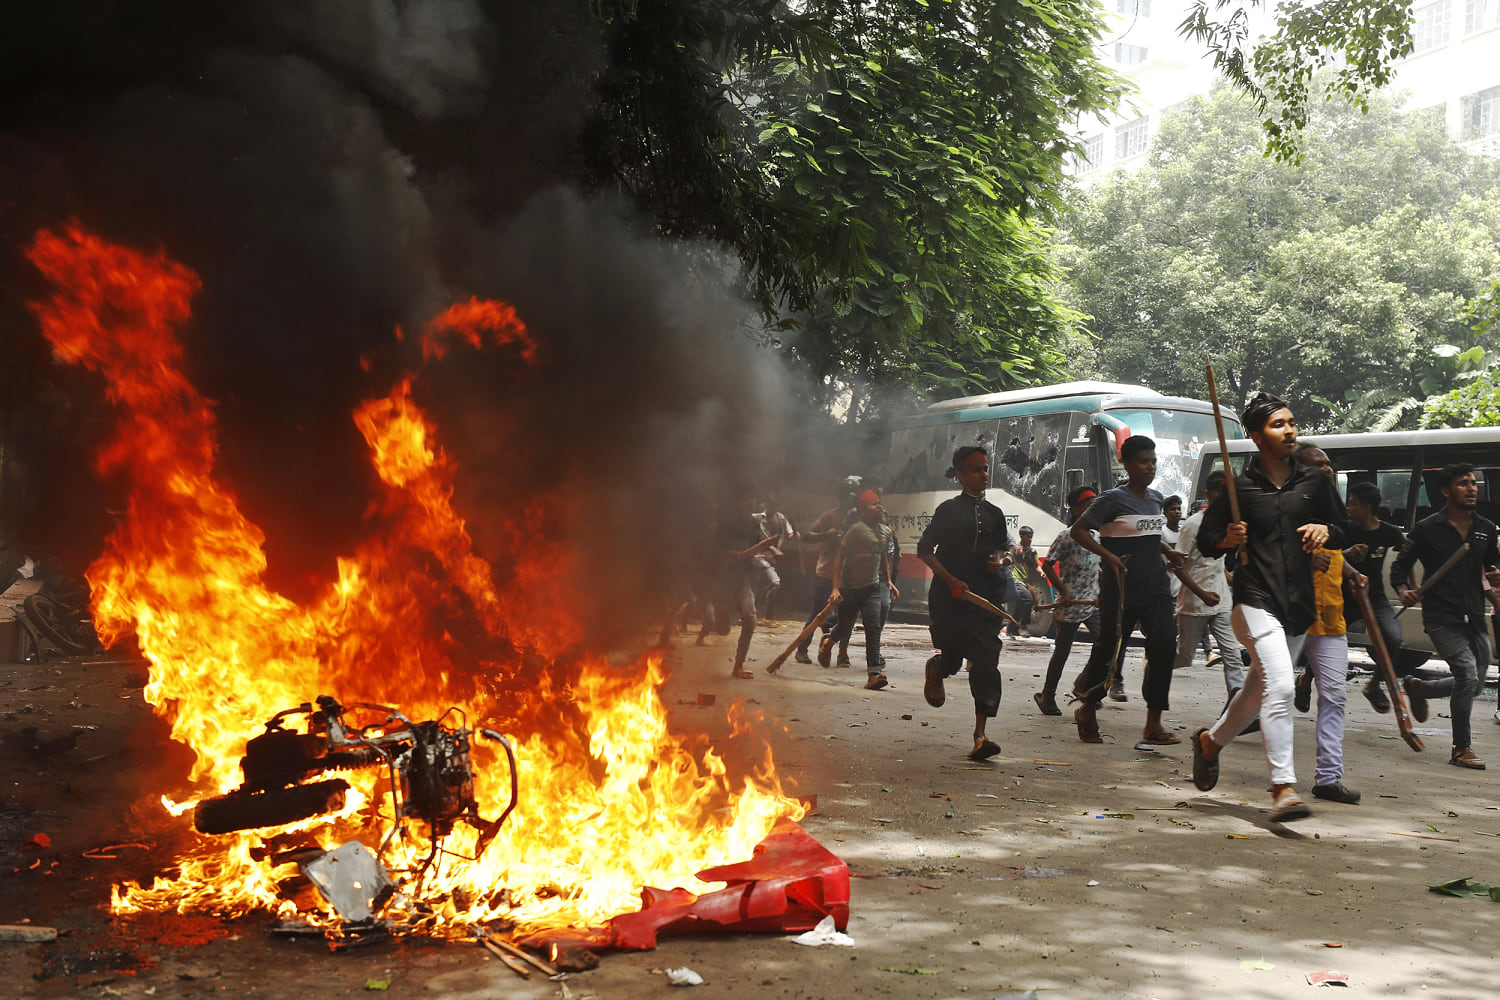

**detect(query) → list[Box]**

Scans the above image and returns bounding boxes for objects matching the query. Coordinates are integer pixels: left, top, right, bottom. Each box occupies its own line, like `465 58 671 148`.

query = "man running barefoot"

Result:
918 446 1010 761
1190 393 1345 823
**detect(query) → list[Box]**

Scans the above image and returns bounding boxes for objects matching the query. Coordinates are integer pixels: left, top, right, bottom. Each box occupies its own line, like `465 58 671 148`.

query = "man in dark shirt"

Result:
1191 392 1345 823
1391 463 1500 770
918 446 1010 761
1340 480 1410 712
1068 435 1183 749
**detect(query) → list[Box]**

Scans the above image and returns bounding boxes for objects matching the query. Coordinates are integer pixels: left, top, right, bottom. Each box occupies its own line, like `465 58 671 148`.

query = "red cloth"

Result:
523 820 849 952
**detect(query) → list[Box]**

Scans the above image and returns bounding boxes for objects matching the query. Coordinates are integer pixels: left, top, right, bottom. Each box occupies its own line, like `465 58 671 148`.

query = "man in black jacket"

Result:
1391 464 1500 770
1190 392 1345 823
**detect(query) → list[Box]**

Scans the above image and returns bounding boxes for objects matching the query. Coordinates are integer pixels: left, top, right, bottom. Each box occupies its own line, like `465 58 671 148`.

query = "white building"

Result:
1071 0 1500 178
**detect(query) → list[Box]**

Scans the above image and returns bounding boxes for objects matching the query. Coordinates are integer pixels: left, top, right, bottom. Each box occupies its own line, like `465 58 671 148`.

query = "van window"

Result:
1190 450 1249 507
1417 466 1499 525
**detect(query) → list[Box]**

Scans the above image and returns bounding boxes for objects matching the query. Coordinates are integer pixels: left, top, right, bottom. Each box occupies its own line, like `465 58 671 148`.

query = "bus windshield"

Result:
1105 407 1223 503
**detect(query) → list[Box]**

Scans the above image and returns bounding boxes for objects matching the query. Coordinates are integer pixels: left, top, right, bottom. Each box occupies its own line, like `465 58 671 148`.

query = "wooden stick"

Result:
490 937 561 978
1395 542 1470 618
1351 578 1423 752
1389 831 1460 843
959 589 1019 624
1205 363 1247 565
478 937 531 978
767 594 839 673
1033 599 1099 612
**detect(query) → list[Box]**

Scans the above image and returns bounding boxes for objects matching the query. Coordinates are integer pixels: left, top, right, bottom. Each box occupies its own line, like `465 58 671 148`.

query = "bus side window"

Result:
1065 414 1101 500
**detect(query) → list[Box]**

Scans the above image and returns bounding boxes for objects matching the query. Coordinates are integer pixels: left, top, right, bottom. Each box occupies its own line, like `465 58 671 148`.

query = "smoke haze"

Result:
0 0 800 645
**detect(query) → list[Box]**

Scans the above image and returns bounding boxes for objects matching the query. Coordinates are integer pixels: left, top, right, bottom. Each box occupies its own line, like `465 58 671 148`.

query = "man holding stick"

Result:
827 490 899 691
1390 464 1500 770
1190 392 1346 822
1035 486 1103 716
1068 435 1193 749
918 446 1010 760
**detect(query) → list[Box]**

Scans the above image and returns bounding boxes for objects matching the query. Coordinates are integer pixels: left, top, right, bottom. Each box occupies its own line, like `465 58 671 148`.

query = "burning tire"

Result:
194 778 351 835
23 593 102 654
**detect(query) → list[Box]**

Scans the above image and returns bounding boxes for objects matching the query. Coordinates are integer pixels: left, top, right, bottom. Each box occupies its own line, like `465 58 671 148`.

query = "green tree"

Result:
1181 0 1414 163
581 0 1127 413
1056 85 1500 430
1422 282 1500 427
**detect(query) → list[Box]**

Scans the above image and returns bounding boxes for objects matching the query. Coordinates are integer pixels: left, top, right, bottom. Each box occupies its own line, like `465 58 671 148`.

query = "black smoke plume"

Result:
0 0 794 648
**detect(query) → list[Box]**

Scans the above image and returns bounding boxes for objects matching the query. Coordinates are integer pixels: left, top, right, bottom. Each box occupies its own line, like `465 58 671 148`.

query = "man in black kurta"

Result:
918 446 1010 760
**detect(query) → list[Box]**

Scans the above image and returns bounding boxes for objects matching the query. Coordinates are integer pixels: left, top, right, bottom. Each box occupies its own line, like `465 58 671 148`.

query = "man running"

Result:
1391 464 1500 770
1190 392 1345 822
1036 486 1102 716
828 490 899 691
919 446 1010 761
1068 435 1183 749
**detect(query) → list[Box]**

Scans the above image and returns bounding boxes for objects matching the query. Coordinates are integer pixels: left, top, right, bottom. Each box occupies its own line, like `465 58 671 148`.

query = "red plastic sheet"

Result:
526 820 849 952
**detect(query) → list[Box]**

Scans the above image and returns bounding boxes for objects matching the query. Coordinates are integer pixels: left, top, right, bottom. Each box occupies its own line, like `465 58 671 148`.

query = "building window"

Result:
1075 133 1104 173
1116 0 1151 15
1461 85 1500 138
1413 0 1452 52
1115 118 1149 159
1466 0 1500 32
1115 43 1149 65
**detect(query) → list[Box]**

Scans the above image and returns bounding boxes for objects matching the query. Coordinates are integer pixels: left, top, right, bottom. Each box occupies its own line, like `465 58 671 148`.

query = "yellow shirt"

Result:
1306 549 1345 637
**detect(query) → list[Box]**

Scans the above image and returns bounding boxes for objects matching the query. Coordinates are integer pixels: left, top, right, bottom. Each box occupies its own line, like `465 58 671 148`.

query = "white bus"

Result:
879 381 1243 617
1191 427 1500 665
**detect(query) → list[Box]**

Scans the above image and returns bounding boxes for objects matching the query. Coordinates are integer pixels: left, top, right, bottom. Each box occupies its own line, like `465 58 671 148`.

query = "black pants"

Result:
937 645 1003 718
1080 592 1176 710
1042 609 1100 696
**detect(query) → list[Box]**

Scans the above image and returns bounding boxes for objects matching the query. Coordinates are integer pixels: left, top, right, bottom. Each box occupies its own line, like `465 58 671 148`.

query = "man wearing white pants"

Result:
1189 392 1346 823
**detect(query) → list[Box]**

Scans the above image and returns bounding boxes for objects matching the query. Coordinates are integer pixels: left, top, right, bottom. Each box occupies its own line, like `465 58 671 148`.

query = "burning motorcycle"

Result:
194 695 518 874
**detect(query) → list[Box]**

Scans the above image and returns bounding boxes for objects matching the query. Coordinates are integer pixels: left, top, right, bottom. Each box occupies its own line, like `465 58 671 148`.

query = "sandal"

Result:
731 668 754 679
967 739 1002 761
1033 691 1062 717
1191 727 1219 791
1138 732 1181 746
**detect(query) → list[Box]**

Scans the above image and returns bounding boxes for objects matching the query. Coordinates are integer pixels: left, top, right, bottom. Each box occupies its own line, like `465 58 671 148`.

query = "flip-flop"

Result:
1191 727 1219 791
967 739 1002 761
1138 732 1182 746
731 669 754 680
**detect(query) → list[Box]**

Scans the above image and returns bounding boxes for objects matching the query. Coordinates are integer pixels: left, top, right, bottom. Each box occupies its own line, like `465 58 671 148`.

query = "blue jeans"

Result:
1423 623 1493 750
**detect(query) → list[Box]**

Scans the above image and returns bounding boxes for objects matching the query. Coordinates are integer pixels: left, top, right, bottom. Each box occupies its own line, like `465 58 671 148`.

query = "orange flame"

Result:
25 223 801 931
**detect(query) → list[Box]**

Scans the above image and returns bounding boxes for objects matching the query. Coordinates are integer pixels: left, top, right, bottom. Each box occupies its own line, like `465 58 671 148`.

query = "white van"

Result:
1190 427 1500 667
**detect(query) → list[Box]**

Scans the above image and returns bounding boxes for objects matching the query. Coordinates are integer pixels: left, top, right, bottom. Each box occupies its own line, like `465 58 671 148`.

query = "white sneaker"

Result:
1492 710 1500 726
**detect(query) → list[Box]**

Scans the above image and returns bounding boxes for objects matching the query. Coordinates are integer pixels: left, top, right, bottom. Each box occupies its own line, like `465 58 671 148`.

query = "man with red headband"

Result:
827 490 900 690
918 446 1010 759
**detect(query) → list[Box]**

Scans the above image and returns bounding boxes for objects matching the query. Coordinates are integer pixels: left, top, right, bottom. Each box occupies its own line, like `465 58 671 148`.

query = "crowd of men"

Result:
686 390 1500 824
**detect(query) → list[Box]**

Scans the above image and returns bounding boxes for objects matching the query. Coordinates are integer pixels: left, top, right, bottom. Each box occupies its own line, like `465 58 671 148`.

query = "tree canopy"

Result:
1182 0 1415 163
1056 84 1500 430
581 0 1127 412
